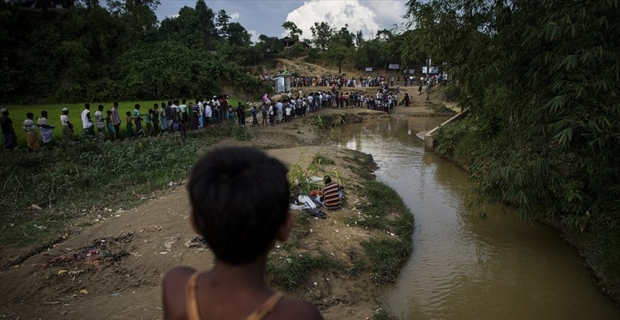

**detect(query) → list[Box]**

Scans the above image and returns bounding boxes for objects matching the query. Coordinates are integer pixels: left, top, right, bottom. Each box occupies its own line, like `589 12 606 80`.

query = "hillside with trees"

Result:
0 0 431 104
0 0 272 103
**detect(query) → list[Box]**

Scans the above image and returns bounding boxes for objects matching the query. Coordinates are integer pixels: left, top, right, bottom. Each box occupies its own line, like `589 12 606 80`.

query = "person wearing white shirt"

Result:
276 101 283 124
94 104 105 137
285 105 291 122
204 103 213 127
198 100 204 129
81 103 95 136
268 104 275 126
60 108 73 141
212 97 220 123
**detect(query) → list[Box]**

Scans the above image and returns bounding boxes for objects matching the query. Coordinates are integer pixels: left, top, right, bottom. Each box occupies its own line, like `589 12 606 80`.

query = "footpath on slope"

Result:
0 102 453 320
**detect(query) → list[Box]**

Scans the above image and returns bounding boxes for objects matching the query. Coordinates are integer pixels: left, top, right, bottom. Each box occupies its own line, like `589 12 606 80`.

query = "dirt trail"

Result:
274 58 337 77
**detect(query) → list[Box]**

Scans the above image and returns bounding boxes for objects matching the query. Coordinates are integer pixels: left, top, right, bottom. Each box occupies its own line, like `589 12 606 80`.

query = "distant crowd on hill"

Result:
262 73 447 89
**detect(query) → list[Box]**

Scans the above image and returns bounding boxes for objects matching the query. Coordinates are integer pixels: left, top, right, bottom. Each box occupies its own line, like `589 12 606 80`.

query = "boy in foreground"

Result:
163 147 323 320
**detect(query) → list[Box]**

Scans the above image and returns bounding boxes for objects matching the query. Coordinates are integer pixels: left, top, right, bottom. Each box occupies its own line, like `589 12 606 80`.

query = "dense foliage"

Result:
0 0 271 103
410 0 620 300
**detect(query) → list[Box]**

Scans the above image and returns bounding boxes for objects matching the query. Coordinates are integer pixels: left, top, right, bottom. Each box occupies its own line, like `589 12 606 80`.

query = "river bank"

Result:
431 115 620 306
0 107 416 320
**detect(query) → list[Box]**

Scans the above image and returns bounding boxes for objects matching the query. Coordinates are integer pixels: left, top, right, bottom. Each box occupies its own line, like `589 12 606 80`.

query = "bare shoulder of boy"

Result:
162 266 196 320
275 299 324 320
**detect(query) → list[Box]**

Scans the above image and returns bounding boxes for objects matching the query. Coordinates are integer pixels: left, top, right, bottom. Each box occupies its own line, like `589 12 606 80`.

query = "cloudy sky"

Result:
156 0 409 43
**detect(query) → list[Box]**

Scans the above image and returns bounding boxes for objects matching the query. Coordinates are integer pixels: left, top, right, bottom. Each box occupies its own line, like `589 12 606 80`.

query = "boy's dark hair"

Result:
26 112 34 119
126 111 131 116
188 147 290 264
106 110 112 115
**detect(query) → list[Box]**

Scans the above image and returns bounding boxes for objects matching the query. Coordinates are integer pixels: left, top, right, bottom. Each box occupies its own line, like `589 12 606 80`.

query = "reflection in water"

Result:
334 118 620 320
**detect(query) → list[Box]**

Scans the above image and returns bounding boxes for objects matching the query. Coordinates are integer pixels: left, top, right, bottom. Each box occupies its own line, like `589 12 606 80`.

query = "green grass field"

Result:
3 99 241 146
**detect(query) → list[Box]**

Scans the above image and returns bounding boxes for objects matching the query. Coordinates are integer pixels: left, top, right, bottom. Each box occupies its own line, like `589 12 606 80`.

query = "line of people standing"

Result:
0 96 242 151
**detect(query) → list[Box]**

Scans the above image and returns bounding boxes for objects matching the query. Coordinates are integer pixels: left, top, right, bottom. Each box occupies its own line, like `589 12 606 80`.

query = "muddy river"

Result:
335 118 620 319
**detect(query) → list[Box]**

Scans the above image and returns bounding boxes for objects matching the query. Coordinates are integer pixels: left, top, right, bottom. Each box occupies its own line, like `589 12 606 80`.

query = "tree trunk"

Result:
338 60 342 73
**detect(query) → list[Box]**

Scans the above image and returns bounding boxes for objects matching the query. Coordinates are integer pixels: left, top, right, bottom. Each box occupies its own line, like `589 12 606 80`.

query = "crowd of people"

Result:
261 72 446 90
1 86 411 152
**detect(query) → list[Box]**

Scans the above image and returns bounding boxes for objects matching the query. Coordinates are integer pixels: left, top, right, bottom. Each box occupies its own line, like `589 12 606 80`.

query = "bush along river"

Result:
334 117 620 319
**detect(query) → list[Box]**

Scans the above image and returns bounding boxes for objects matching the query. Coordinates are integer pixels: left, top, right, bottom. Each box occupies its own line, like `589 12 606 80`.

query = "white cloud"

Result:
230 11 240 20
361 0 408 31
248 29 260 44
284 0 379 40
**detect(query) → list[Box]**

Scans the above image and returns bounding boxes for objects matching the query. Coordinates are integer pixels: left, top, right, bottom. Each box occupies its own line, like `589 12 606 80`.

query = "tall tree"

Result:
215 9 230 38
334 24 355 47
310 21 334 50
282 21 303 42
327 38 350 73
194 0 218 42
226 22 251 47
106 0 159 44
354 30 364 47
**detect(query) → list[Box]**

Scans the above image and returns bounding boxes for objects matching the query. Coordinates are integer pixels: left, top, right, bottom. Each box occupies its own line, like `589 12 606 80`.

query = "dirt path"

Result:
1 108 408 320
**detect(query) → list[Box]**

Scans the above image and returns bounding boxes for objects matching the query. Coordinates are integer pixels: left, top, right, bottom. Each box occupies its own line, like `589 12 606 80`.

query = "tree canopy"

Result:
0 0 270 103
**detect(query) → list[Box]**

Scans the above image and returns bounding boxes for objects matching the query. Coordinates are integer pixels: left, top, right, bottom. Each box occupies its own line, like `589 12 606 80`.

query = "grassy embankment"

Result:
433 117 620 304
0 121 250 262
2 99 241 147
265 139 411 319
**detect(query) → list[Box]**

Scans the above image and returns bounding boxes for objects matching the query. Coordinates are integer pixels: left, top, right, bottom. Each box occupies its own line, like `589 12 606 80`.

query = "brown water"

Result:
335 118 620 320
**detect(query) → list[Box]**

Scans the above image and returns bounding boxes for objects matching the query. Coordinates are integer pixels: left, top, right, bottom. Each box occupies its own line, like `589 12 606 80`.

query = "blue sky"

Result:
156 0 408 43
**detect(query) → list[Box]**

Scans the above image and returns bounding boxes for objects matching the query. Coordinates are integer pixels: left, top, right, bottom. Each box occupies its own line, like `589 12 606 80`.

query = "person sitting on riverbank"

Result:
163 147 323 320
321 175 343 211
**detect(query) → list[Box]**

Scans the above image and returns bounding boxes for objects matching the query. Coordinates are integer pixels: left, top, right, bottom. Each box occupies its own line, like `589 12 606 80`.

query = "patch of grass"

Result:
563 223 620 303
373 308 396 320
0 123 249 254
362 238 411 285
266 253 340 291
349 181 414 285
342 150 377 180
425 101 457 115
348 256 368 278
311 154 335 166
310 114 345 129
267 207 343 291
350 181 413 238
